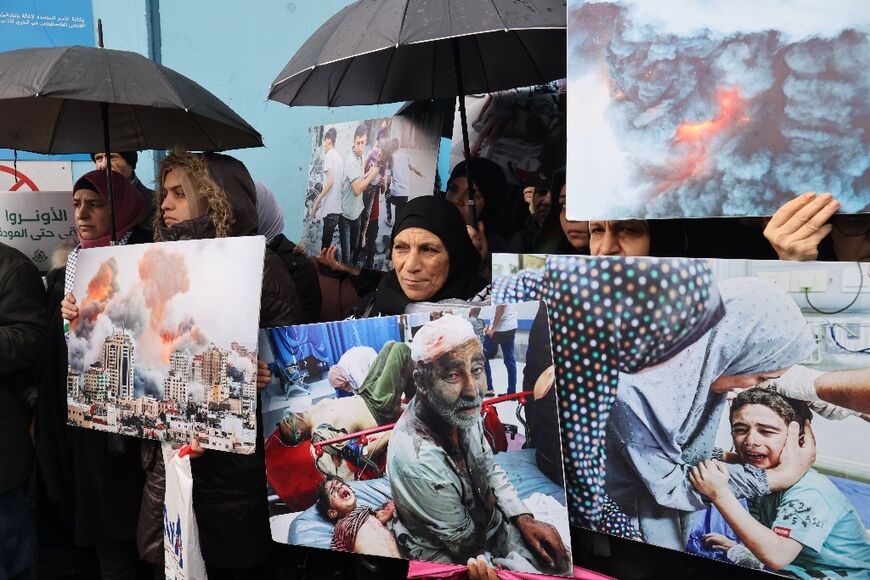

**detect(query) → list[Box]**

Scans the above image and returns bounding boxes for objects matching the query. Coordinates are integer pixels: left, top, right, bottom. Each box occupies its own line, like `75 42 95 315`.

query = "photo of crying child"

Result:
492 254 870 579
689 388 870 579
258 303 573 576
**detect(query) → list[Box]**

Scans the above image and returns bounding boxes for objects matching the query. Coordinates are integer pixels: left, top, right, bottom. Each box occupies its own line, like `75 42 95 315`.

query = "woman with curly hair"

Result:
137 150 302 579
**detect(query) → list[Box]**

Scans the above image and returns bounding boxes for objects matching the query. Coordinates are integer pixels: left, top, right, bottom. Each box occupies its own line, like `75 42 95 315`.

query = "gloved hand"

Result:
726 544 765 570
766 365 824 402
809 400 857 421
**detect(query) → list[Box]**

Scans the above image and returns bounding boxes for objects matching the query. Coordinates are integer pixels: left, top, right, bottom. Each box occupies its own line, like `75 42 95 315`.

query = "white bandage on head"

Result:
411 314 478 364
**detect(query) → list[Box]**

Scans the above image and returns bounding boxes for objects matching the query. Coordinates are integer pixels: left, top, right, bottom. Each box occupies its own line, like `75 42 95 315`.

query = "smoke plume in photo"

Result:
567 0 869 219
70 246 211 384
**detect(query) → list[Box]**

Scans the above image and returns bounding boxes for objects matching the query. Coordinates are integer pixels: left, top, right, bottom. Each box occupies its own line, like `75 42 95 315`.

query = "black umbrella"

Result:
0 43 263 241
268 0 566 223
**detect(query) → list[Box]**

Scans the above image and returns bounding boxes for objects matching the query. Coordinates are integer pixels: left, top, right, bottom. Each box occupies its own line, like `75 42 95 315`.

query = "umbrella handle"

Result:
451 38 478 227
100 101 118 244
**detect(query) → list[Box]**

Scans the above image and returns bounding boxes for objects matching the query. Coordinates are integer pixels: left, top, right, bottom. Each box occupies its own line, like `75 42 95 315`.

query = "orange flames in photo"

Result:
71 258 118 332
655 87 752 193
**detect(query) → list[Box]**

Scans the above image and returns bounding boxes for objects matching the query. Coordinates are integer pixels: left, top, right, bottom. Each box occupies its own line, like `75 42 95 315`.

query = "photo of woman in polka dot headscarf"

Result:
492 255 728 534
492 255 870 577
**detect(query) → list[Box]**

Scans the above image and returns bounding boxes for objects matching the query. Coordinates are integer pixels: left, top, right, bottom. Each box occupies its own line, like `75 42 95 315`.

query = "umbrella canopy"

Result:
268 0 566 107
0 45 263 153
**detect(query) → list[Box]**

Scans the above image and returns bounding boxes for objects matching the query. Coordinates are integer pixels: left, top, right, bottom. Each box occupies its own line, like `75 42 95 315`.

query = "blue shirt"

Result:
749 469 870 579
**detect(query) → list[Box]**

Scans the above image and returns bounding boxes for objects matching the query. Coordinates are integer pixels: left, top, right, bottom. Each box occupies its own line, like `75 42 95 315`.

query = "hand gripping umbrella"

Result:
268 0 566 224
0 41 263 242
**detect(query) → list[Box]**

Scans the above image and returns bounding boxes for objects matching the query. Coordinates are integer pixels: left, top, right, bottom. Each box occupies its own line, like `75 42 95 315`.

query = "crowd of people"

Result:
1 141 869 580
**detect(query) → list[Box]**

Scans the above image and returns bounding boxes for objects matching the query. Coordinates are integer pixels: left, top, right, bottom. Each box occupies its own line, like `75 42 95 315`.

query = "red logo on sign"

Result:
773 526 791 538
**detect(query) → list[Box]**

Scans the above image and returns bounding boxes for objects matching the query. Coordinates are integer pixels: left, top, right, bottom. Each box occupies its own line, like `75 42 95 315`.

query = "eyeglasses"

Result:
832 216 870 237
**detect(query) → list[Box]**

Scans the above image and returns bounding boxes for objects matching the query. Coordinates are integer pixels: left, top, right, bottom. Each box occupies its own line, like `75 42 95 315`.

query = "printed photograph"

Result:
450 81 566 189
302 112 442 271
493 254 870 578
565 0 869 220
259 303 573 575
66 237 265 454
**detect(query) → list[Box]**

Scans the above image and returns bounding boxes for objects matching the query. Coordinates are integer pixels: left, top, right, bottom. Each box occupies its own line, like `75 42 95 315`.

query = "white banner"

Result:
0 191 75 270
0 161 73 192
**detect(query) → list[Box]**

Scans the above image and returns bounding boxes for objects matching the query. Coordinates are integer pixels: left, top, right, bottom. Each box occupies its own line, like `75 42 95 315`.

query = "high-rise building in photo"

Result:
164 370 188 403
103 329 135 400
67 367 81 396
84 362 109 401
202 345 229 391
170 350 194 382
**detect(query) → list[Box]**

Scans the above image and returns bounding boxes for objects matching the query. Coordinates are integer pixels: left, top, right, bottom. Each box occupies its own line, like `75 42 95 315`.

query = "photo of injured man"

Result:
493 255 870 579
258 302 572 575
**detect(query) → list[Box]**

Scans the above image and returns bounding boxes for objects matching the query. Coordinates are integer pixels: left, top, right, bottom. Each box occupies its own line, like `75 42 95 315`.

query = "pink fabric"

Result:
406 561 616 580
74 169 145 248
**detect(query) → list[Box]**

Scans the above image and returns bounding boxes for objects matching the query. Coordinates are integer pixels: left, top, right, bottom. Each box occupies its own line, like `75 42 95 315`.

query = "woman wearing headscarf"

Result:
534 169 589 255
589 219 689 257
605 277 818 550
135 150 301 578
328 345 378 397
443 157 514 262
355 196 490 317
43 170 150 578
492 256 726 533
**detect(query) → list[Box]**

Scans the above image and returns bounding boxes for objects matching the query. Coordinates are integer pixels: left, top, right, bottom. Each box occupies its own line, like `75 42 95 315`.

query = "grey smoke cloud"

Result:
567 1 869 219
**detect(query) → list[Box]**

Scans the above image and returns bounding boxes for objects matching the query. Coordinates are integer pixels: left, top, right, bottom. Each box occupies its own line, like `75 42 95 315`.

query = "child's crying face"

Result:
731 404 789 470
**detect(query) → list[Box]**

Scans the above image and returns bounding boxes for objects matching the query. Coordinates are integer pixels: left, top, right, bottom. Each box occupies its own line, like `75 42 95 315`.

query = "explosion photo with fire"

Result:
566 0 869 220
65 237 265 454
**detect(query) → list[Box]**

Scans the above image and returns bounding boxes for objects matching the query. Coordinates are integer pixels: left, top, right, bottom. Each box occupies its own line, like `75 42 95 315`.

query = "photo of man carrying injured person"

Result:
257 303 572 575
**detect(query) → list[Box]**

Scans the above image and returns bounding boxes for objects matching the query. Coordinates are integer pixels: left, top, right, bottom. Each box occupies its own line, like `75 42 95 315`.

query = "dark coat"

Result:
139 153 301 569
268 233 322 324
36 226 152 546
0 243 47 494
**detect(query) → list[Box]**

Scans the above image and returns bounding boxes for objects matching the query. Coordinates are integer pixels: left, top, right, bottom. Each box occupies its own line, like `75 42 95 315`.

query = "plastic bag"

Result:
163 443 208 580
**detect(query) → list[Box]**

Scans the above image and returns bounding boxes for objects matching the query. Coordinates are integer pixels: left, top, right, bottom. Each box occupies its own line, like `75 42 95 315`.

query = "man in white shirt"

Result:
310 127 345 252
484 304 518 396
385 138 423 226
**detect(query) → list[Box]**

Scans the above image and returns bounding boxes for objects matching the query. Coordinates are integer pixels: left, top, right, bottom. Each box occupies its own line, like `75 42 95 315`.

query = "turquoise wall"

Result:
80 0 403 242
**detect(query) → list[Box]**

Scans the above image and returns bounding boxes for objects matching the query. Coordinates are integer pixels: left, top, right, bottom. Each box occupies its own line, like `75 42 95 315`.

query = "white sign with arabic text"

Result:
1 191 75 270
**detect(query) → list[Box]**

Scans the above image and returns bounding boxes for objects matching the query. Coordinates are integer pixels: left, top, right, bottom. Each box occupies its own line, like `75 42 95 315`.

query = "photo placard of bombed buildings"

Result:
257 302 573 576
301 112 442 272
492 253 870 579
66 237 265 454
565 0 869 221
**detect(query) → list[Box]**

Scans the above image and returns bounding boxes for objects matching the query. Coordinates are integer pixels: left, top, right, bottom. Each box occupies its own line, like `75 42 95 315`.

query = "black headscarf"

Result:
371 196 488 316
446 158 507 224
534 168 587 254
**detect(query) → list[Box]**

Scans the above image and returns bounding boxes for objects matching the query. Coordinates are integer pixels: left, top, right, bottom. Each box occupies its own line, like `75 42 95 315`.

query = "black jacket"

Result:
268 233 322 324
37 227 152 547
140 153 301 569
0 242 47 494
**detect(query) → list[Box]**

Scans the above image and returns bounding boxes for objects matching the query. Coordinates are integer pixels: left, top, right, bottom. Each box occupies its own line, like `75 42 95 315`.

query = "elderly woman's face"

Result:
73 188 110 241
392 227 450 302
